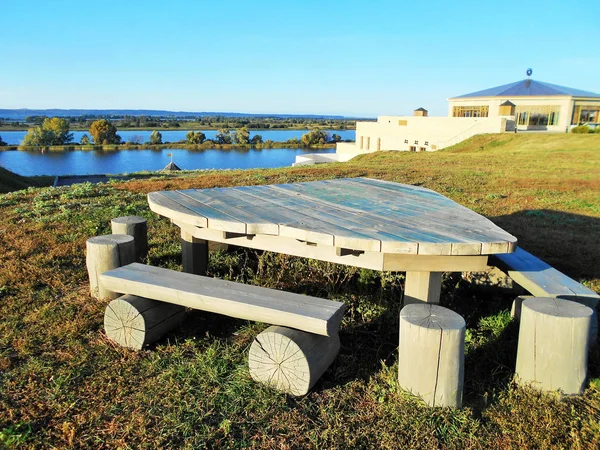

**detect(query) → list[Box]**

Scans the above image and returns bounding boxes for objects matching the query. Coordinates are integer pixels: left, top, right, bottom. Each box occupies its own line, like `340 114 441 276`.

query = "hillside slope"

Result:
0 167 39 193
0 132 598 448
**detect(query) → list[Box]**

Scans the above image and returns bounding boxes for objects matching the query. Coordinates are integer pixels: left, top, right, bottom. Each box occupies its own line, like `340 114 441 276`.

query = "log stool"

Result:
512 295 598 346
515 297 593 395
111 216 148 262
248 326 340 396
104 295 185 350
398 304 465 408
86 234 136 300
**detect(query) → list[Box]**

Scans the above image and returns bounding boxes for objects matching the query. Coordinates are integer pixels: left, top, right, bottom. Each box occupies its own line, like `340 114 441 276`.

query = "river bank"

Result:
0 142 338 152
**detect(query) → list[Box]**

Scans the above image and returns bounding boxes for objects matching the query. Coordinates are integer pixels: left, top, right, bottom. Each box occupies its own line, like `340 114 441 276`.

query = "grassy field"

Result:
0 167 53 194
0 133 599 449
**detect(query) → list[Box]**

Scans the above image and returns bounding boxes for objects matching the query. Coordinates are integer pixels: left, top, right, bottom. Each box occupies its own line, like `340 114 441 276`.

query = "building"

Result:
294 77 600 166
331 78 600 160
448 78 600 132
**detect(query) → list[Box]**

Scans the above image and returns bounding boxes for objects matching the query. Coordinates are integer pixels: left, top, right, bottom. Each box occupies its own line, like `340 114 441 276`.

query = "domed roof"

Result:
453 79 600 99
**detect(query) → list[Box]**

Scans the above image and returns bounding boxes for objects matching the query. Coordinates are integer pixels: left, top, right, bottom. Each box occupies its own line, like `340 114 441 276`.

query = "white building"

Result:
294 78 600 166
329 78 600 160
448 78 600 132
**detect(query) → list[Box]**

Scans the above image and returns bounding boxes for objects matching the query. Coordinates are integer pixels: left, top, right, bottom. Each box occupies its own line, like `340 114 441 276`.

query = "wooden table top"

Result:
148 178 517 256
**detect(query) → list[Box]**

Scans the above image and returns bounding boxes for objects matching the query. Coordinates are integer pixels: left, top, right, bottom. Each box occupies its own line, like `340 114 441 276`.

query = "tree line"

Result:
18 117 345 148
12 115 356 131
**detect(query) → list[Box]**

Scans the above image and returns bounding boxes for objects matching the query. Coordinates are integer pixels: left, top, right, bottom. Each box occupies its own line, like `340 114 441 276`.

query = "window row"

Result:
516 106 560 126
572 106 600 125
452 106 489 117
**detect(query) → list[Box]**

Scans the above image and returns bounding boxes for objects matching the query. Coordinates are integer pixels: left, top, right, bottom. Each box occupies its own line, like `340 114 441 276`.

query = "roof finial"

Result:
526 68 533 78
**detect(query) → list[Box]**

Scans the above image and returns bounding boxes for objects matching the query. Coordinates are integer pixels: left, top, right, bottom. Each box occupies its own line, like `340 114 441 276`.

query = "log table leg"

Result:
181 230 209 275
404 271 442 305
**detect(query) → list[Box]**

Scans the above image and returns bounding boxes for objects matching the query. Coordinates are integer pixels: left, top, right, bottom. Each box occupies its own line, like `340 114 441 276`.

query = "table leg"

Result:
404 271 442 304
181 230 208 275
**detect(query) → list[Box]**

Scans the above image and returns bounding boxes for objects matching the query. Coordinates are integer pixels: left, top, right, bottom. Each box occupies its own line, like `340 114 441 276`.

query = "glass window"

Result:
515 106 560 126
452 106 489 117
576 107 600 124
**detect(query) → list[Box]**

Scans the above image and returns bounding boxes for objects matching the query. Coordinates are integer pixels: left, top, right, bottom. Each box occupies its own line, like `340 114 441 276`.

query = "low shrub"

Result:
571 125 592 133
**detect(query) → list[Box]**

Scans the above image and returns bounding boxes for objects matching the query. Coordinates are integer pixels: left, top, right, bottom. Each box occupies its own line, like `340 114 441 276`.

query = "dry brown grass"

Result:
0 133 599 448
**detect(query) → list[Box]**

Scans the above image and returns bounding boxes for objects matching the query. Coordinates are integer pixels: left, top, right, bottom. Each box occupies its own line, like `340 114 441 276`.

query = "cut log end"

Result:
249 326 339 396
104 295 186 350
104 297 147 350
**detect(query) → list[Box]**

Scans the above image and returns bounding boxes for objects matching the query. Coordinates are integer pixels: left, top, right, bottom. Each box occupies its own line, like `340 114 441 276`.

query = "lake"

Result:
0 129 355 145
0 147 338 177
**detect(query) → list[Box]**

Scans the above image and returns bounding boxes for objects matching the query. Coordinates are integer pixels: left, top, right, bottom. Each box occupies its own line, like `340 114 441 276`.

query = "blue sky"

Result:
1 0 599 116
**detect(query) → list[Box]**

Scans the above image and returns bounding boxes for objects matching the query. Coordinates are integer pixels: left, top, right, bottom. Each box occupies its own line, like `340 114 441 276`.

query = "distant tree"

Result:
301 130 328 146
150 130 163 144
250 134 263 145
0 134 6 146
330 133 342 143
89 119 121 144
234 127 250 145
80 134 90 145
186 131 206 144
127 135 144 144
215 128 232 144
22 117 73 146
25 115 47 125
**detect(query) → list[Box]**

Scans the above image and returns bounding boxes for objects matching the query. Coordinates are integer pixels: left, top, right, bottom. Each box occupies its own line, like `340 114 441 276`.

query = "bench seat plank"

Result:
99 263 345 337
491 247 599 308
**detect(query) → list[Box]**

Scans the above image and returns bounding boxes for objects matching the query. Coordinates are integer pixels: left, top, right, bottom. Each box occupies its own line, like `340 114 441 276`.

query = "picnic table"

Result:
147 177 517 305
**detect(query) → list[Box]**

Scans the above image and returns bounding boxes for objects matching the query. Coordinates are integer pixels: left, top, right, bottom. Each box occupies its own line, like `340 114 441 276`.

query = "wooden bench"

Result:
99 262 345 396
490 247 599 309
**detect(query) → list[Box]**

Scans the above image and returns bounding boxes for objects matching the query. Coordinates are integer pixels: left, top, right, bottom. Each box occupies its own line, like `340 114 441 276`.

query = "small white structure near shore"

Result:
293 76 600 166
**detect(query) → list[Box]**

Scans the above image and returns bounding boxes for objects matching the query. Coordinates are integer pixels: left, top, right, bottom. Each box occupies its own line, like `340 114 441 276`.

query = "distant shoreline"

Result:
0 125 355 132
0 142 339 152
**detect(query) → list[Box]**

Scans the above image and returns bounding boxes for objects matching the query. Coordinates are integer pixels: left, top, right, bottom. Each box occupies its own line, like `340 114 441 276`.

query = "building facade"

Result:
335 78 600 158
447 79 600 132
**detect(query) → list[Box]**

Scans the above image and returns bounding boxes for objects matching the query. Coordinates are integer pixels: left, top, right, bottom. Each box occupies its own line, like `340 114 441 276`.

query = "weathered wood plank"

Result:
160 190 247 233
272 180 513 254
235 185 382 251
148 192 208 228
179 189 279 235
491 247 599 308
148 178 517 257
99 263 346 337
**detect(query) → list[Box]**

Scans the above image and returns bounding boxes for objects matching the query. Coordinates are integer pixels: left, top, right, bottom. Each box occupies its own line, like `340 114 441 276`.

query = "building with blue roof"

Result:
297 77 600 165
448 78 600 131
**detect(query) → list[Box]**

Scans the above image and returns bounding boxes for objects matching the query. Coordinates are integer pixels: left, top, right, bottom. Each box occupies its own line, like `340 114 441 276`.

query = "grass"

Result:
0 167 53 194
0 133 599 448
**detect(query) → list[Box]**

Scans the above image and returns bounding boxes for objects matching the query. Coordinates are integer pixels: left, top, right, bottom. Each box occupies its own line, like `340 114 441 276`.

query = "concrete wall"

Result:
293 152 357 166
350 115 506 153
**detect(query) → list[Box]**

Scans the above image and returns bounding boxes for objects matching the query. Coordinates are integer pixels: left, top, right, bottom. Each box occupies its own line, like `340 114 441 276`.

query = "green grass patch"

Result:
0 133 599 448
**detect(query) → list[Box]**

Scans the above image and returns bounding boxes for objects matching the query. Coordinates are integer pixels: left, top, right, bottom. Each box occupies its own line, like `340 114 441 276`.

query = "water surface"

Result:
0 147 337 177
0 129 355 145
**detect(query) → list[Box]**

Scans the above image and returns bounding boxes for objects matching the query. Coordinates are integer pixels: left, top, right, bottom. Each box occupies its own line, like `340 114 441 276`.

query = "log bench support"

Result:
99 262 345 395
491 247 599 309
515 297 593 395
249 326 340 396
398 304 465 408
104 294 185 350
